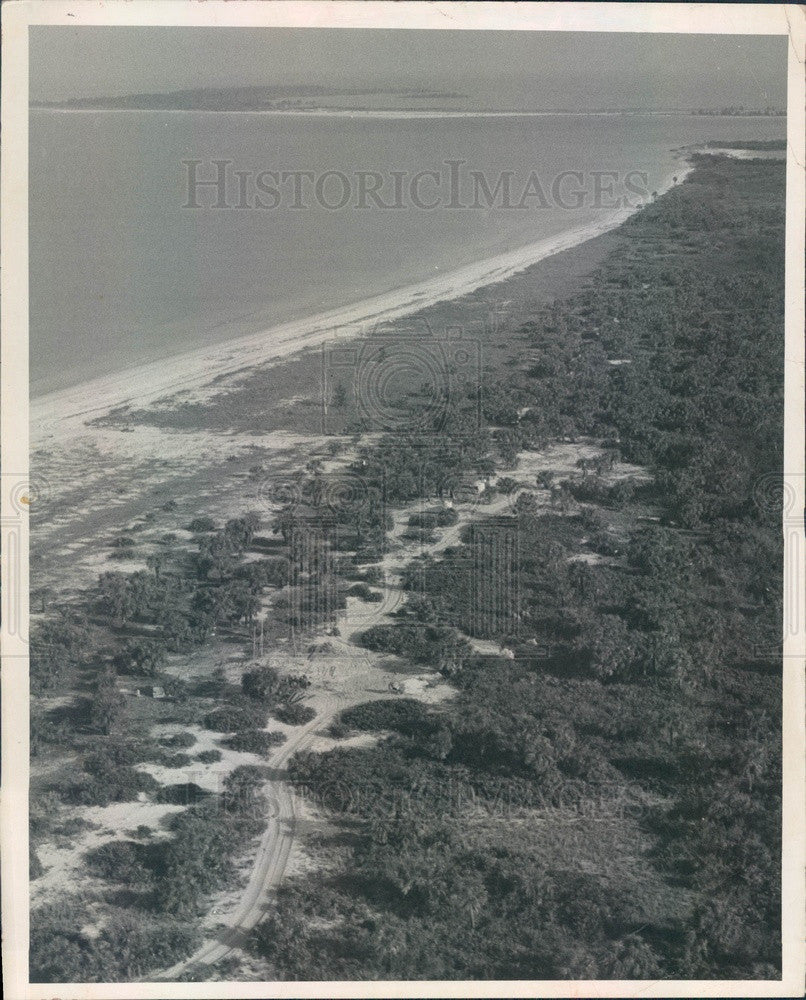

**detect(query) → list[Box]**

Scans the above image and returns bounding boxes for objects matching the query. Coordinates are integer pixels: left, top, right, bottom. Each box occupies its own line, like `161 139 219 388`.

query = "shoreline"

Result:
31 107 784 119
32 160 691 435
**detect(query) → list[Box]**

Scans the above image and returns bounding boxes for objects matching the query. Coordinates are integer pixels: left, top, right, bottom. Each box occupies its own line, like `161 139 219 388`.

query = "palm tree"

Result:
146 552 164 580
90 678 125 734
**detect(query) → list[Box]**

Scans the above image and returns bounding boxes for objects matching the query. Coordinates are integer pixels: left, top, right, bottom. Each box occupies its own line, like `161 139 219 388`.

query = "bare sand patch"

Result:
31 800 184 907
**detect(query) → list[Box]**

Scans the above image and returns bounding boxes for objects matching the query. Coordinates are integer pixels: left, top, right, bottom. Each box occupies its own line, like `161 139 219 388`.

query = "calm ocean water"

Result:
29 111 785 396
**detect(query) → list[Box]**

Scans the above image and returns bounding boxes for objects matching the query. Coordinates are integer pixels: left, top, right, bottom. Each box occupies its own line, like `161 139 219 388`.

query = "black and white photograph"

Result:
1 2 804 997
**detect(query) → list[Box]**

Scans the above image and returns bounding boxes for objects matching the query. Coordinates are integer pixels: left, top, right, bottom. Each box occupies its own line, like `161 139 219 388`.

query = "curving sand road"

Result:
153 699 338 980
150 493 481 981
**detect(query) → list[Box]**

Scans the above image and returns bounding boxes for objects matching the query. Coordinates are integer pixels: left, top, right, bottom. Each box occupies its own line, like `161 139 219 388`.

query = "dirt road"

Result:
150 439 636 980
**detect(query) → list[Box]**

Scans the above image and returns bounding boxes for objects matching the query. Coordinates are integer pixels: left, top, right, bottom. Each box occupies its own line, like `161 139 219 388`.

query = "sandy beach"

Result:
32 160 691 441
28 160 694 604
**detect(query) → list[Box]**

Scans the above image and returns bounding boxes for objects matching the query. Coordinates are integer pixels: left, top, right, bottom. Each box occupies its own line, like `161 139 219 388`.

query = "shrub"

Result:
29 904 201 982
149 816 243 914
357 623 472 673
154 782 210 806
574 614 642 681
588 531 622 557
401 527 437 544
30 845 44 880
242 665 308 705
328 721 352 739
113 639 166 677
83 742 141 771
64 751 159 806
346 583 383 602
85 840 152 883
159 731 196 749
89 676 126 734
235 557 288 590
241 665 286 703
338 698 433 736
222 765 269 813
496 476 519 494
53 816 99 838
579 507 608 532
431 505 459 526
402 594 436 622
608 478 638 507
203 699 266 732
409 506 458 528
158 753 192 769
408 512 438 529
353 547 383 563
568 477 611 506
221 730 287 754
274 703 317 726
188 516 216 533
195 749 223 764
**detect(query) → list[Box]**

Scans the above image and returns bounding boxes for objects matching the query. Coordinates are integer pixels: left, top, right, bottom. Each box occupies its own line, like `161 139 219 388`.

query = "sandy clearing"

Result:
31 800 185 908
31 420 647 964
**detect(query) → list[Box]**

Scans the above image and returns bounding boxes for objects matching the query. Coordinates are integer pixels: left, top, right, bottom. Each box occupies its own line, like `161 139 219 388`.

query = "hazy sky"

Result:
30 27 787 109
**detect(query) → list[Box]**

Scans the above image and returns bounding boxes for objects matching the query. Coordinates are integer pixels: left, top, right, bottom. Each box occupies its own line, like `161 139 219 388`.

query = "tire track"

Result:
150 697 336 980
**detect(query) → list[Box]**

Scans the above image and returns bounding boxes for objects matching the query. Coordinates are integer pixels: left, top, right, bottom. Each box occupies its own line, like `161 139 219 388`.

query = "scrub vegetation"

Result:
30 156 783 981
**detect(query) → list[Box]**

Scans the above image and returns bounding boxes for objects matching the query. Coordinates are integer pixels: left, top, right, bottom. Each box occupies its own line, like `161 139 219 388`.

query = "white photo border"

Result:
2 3 804 998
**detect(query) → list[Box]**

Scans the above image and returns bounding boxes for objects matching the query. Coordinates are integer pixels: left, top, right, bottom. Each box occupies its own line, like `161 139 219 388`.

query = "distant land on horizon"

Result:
31 84 463 111
29 84 786 116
